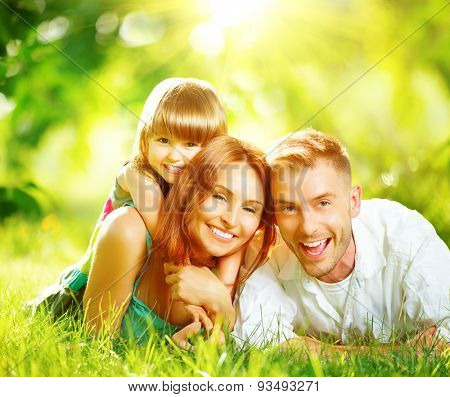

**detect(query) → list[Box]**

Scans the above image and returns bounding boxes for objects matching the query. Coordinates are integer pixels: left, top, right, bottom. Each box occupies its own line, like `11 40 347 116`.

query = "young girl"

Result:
31 78 244 322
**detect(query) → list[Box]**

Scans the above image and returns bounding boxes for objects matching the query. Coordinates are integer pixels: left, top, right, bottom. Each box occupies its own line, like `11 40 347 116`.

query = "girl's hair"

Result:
153 136 276 284
132 78 227 194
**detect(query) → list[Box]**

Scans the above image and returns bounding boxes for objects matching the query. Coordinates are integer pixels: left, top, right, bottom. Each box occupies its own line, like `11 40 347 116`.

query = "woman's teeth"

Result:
208 225 234 240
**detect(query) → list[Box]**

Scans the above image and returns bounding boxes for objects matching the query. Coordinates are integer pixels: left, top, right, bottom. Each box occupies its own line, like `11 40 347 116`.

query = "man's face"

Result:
272 159 361 278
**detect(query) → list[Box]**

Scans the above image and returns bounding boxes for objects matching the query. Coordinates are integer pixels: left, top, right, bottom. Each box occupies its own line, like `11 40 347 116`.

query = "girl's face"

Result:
147 135 202 184
189 161 264 259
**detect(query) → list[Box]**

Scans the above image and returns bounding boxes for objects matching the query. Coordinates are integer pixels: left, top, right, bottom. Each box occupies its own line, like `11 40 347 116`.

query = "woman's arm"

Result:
83 207 148 336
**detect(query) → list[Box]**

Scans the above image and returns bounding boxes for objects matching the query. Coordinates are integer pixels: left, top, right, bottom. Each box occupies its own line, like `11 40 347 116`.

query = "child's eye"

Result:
213 193 227 203
186 142 199 148
157 137 170 144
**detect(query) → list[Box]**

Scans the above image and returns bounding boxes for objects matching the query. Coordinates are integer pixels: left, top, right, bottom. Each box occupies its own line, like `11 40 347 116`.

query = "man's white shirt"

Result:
232 199 450 346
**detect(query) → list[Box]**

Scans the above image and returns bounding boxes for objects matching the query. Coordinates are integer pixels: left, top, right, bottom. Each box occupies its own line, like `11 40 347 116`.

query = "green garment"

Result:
30 201 181 343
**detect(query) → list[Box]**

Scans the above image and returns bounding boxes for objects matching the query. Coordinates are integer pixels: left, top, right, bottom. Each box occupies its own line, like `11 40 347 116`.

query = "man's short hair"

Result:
266 128 351 177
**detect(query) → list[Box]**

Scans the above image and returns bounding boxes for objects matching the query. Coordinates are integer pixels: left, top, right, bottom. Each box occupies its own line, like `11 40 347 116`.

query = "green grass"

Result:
0 216 449 377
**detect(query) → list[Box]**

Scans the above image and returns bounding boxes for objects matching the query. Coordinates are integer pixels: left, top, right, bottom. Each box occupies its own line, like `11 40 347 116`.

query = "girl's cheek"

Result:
187 147 202 160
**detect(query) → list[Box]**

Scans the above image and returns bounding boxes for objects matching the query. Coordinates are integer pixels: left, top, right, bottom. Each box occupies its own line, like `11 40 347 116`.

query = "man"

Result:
233 129 449 351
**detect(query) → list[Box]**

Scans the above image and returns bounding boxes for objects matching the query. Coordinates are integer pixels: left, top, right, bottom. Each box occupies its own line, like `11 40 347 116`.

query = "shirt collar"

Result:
276 215 386 281
352 216 387 279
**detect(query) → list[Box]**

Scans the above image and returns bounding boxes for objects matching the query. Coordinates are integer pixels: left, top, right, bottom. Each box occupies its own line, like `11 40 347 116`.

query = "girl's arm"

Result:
119 163 163 236
215 247 245 300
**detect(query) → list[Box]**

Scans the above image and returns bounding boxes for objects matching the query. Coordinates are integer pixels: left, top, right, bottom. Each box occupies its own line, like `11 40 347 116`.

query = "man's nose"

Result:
299 209 320 236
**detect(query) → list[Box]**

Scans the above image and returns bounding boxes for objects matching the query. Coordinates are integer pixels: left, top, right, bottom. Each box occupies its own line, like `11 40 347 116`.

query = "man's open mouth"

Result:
299 238 331 258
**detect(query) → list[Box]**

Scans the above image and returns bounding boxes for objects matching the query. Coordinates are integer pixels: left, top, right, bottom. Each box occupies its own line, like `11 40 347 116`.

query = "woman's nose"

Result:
220 207 239 229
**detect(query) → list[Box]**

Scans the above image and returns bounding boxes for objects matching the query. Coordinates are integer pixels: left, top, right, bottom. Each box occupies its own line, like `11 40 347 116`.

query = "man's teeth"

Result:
302 239 327 247
209 226 233 240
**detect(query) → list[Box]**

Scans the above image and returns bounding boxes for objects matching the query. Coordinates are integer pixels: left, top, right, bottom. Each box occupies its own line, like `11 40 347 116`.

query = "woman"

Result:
83 136 276 345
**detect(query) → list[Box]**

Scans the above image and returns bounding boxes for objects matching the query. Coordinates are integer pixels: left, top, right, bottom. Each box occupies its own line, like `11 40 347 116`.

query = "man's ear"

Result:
350 185 362 218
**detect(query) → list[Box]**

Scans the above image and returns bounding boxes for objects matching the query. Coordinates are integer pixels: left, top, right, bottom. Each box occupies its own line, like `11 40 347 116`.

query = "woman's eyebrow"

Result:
245 199 263 206
215 185 263 206
274 199 295 205
215 184 233 196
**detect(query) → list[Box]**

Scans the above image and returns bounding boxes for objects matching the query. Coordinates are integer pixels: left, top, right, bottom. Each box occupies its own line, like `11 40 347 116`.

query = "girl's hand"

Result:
164 262 229 310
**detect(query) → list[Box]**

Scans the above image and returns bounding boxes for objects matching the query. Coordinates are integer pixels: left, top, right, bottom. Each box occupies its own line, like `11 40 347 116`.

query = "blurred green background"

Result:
1 0 449 248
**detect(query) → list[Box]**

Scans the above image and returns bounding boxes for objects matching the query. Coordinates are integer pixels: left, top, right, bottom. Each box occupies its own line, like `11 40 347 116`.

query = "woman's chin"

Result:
202 242 237 259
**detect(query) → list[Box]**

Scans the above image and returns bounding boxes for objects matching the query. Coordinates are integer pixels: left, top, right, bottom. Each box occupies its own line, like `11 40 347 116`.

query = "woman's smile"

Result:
206 224 236 242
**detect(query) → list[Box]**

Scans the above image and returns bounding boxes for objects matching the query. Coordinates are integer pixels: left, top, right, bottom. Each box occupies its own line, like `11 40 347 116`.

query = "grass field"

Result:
1 215 448 377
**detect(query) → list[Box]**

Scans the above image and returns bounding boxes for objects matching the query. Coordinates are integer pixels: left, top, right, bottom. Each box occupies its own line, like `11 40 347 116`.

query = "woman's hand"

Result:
171 322 203 351
184 304 213 333
164 262 236 329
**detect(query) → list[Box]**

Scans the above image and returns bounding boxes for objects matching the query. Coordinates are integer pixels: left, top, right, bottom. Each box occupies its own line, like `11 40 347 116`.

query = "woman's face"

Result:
189 161 264 258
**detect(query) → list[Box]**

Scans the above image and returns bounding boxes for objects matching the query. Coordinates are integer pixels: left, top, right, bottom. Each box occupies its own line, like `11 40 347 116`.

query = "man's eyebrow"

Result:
312 192 336 200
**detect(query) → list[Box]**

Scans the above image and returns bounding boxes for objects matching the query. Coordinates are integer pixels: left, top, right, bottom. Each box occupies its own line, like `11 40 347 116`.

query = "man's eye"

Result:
186 142 199 148
319 201 330 207
157 137 170 144
213 193 227 203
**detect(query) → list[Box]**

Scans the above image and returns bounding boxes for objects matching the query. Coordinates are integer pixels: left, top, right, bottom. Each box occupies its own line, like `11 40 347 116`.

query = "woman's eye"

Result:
213 193 227 202
281 206 295 213
243 206 256 214
186 142 199 148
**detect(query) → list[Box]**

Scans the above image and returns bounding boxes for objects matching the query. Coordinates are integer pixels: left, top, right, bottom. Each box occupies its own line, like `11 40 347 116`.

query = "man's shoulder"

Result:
357 198 437 253
360 199 433 230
